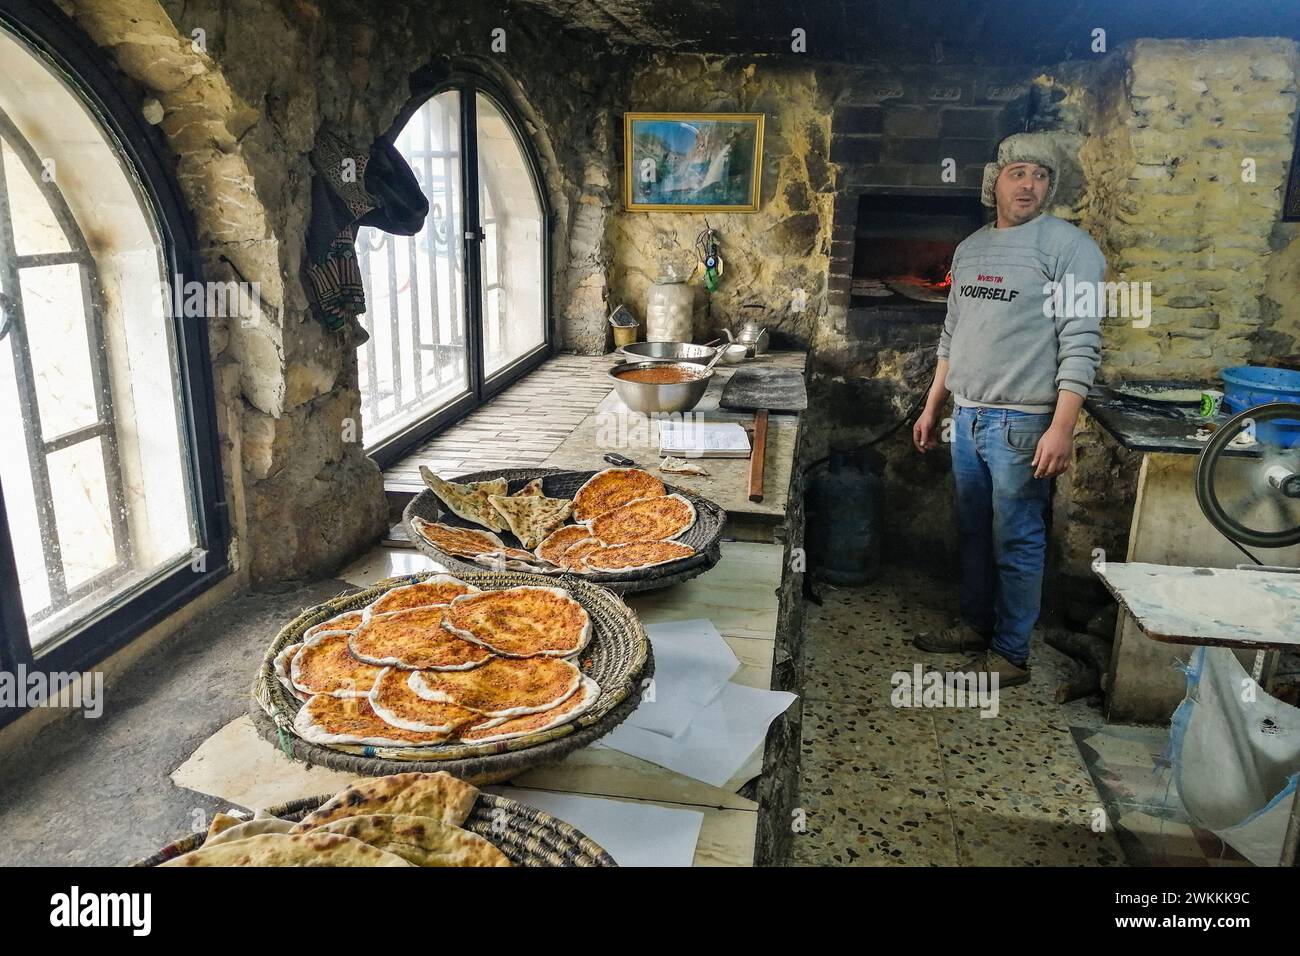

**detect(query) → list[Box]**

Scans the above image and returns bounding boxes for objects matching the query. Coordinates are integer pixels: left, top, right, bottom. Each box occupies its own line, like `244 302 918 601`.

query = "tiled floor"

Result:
789 567 1250 866
384 353 618 490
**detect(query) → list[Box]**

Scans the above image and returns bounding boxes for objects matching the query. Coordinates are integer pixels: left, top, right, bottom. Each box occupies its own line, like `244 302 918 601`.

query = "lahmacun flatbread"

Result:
369 667 483 733
471 550 560 574
581 539 695 572
590 493 696 545
572 467 666 524
273 642 311 702
557 536 606 571
349 605 493 671
291 632 383 697
293 694 457 747
457 675 600 744
302 609 367 641
410 517 505 557
487 493 573 549
442 586 591 657
409 656 582 717
368 576 479 615
419 467 509 531
535 524 594 565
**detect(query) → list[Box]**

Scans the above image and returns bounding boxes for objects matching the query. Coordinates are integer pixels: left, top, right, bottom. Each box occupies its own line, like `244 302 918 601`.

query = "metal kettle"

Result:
726 305 769 357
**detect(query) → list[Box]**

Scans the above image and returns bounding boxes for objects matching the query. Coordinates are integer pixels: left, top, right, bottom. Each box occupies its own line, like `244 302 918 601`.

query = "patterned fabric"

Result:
304 129 428 334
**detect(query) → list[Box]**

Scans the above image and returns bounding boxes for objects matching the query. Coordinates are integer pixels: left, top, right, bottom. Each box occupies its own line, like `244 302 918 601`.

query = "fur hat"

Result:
980 132 1059 209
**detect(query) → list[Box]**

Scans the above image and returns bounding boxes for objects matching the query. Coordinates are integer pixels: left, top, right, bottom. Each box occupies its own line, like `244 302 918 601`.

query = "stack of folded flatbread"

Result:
275 575 602 749
162 772 513 867
414 467 700 575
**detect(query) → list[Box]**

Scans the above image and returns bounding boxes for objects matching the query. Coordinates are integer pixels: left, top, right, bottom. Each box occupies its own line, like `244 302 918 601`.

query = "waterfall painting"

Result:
624 113 764 211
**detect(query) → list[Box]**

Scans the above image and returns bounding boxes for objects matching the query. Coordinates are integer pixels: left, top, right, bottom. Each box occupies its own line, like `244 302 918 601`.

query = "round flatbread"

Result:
581 539 695 572
273 642 310 702
293 694 457 747
368 576 479 615
349 606 493 671
369 667 483 733
293 772 480 831
558 536 607 572
442 586 591 658
291 631 383 697
535 524 595 565
302 609 366 641
572 467 666 524
161 831 413 867
458 675 601 744
310 814 512 867
590 493 696 545
203 816 296 848
409 656 582 717
410 517 506 557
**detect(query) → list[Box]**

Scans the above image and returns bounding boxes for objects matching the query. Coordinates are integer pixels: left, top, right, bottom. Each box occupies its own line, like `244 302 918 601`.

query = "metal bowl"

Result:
619 341 718 365
609 361 713 413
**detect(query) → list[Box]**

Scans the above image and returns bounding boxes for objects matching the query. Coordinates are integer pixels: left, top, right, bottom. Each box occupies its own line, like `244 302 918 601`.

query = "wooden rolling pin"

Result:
748 408 769 502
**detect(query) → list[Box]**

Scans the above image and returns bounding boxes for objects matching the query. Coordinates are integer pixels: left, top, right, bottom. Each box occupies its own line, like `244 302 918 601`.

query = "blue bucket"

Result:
1220 366 1300 447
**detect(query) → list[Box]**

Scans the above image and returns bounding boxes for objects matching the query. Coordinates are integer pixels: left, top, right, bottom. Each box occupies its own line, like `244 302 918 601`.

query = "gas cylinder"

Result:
805 446 884 585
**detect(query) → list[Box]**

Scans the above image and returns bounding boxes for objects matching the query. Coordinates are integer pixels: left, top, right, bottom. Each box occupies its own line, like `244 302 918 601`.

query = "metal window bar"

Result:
357 95 477 438
0 107 131 622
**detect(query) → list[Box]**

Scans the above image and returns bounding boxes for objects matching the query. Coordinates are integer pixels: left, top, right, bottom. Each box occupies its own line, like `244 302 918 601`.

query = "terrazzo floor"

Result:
788 566 1251 867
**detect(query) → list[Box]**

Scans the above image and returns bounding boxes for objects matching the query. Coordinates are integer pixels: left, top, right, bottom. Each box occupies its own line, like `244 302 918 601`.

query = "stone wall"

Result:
808 40 1300 595
58 0 631 584
609 54 834 348
1053 38 1300 613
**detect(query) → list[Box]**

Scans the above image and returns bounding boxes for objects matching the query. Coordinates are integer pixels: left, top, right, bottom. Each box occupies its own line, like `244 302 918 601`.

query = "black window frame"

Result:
363 71 555 470
0 0 229 724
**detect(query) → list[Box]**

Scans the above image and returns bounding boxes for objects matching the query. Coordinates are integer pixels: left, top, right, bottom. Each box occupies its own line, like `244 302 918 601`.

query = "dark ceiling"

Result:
507 0 1300 64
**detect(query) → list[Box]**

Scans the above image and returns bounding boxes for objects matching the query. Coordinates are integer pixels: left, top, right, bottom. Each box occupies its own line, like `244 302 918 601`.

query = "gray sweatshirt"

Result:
937 213 1106 409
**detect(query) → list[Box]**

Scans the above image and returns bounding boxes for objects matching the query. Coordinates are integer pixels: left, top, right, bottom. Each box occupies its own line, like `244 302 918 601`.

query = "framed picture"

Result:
624 112 764 212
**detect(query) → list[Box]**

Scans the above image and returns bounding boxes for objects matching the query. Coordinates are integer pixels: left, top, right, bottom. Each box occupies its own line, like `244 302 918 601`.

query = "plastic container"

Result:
1220 365 1300 446
1221 365 1300 413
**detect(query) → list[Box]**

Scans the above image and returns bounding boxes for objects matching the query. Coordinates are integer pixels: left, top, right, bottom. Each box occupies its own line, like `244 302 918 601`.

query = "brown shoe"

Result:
913 621 992 654
962 649 1030 688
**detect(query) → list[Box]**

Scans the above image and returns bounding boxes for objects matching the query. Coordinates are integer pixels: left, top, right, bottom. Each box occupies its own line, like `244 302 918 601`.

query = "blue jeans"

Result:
951 405 1053 667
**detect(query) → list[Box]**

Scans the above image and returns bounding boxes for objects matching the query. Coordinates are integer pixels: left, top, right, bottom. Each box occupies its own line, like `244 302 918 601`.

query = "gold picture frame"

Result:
624 112 765 212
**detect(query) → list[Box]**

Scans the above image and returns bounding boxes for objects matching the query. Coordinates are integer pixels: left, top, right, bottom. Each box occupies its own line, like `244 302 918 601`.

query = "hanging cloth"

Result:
303 128 428 335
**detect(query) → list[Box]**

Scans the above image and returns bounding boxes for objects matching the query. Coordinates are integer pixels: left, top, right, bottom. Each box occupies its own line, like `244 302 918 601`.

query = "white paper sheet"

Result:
598 682 797 788
626 619 740 739
486 786 703 867
659 419 751 457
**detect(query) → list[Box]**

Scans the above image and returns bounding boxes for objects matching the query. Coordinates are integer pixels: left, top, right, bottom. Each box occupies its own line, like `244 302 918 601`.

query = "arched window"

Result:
0 2 227 689
357 77 550 461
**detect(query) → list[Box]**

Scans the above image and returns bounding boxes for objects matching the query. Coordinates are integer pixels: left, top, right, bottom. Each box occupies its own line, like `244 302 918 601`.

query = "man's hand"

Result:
913 407 942 452
1032 424 1073 478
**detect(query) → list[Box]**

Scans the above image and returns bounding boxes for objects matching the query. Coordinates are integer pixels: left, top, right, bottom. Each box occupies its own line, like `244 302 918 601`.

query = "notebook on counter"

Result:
658 419 751 458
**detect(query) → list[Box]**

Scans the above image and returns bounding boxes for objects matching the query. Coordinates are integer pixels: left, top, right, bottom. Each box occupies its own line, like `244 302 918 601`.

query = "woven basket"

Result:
251 570 653 784
403 467 727 594
135 792 616 867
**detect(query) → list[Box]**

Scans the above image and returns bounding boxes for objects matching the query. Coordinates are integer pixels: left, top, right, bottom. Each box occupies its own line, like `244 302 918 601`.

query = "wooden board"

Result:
719 367 808 414
1098 561 1300 649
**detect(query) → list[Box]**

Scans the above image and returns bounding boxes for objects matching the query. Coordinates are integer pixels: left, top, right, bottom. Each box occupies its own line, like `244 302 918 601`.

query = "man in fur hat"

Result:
911 133 1106 687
